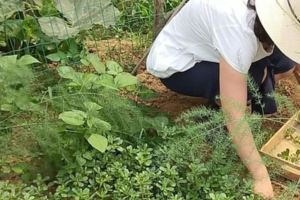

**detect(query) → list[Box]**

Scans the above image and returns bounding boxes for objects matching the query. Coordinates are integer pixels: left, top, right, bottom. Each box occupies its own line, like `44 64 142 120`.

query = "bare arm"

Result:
219 57 273 198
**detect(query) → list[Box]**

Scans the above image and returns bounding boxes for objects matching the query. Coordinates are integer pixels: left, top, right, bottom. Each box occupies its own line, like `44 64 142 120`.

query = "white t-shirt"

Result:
146 0 272 78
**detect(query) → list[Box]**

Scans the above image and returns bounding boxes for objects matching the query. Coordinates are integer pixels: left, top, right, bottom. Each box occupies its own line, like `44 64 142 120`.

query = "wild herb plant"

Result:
1 1 299 200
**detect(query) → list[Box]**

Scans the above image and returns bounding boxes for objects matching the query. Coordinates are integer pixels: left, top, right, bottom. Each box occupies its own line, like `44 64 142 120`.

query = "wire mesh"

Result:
0 0 162 69
0 0 183 165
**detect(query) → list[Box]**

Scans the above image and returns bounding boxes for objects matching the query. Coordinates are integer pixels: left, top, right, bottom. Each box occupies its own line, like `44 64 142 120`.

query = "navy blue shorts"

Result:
160 47 296 114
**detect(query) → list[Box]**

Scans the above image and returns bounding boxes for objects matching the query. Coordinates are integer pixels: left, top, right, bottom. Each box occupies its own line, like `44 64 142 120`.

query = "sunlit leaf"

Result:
46 52 65 62
57 66 76 79
106 60 123 75
87 117 111 131
94 74 118 90
114 72 138 88
59 110 87 126
84 101 103 111
86 134 108 153
38 0 120 39
17 55 40 66
86 54 106 74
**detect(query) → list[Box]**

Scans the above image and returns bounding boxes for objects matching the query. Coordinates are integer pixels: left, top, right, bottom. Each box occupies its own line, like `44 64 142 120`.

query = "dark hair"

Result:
247 0 274 49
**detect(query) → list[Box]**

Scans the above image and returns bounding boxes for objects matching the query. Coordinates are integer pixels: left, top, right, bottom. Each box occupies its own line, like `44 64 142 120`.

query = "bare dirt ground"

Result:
137 67 208 117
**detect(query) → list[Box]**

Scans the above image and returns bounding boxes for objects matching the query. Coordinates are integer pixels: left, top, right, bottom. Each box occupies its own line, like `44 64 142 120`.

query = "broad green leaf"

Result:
80 73 100 89
17 102 40 112
86 54 106 74
84 102 103 111
87 117 111 131
57 66 76 79
56 0 120 28
94 74 118 90
0 0 23 23
38 17 79 40
106 60 123 75
0 55 17 68
86 134 108 153
46 53 62 62
17 55 40 66
39 0 120 39
80 58 90 66
59 110 87 126
114 72 138 88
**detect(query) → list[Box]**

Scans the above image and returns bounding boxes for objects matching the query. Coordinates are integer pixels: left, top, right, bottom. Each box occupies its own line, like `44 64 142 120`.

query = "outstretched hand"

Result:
253 177 274 199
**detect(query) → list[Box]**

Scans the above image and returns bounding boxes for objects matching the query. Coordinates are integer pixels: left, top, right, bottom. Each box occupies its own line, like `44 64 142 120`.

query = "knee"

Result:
274 65 296 81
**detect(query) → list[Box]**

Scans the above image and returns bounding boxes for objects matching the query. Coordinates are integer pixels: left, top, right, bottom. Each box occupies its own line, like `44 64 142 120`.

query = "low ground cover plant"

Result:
0 1 299 200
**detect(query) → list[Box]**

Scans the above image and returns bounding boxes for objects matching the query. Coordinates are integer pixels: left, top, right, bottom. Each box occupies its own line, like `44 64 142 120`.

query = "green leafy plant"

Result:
284 128 300 145
45 38 84 65
57 54 138 91
0 0 57 55
58 101 111 153
1 2 299 200
278 148 300 164
0 55 40 112
38 0 120 40
112 0 181 32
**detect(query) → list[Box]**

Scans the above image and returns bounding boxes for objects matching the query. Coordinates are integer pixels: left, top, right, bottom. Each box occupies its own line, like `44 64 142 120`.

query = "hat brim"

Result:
256 0 300 63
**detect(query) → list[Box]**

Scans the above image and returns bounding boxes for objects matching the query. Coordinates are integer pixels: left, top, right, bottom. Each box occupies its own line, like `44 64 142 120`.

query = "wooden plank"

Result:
260 111 300 180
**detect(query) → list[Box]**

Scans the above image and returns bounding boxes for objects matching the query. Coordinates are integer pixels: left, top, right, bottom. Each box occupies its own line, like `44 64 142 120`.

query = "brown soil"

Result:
137 69 208 117
277 78 300 108
85 38 146 70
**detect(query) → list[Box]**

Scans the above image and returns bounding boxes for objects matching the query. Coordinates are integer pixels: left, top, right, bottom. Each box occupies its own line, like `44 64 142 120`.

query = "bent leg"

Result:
160 61 266 110
271 47 297 81
250 46 297 115
160 61 220 101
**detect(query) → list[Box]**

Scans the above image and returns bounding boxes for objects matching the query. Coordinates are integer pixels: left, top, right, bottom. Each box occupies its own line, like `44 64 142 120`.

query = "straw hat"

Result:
256 0 300 63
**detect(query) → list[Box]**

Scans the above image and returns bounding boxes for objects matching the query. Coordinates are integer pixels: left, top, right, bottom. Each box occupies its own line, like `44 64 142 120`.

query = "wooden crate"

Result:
260 111 300 181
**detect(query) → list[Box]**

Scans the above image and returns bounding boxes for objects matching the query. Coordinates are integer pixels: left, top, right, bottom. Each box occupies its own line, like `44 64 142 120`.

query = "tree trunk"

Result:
153 0 166 39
